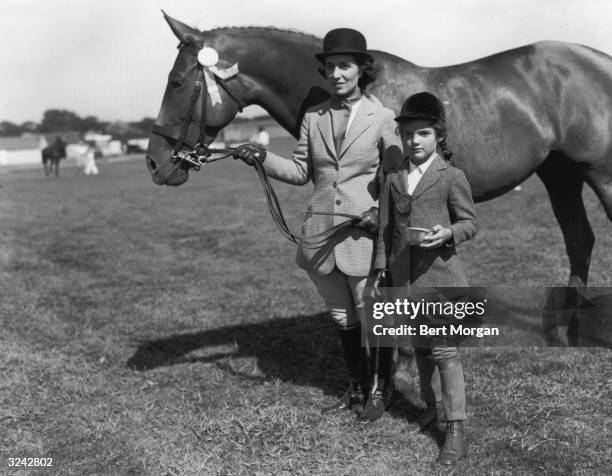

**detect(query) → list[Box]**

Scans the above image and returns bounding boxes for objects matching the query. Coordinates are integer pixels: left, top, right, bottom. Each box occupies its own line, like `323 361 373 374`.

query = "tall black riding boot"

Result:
359 346 394 422
323 326 369 413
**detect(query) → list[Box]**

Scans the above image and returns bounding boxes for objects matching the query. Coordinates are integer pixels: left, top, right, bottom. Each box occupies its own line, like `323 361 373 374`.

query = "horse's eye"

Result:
168 73 185 88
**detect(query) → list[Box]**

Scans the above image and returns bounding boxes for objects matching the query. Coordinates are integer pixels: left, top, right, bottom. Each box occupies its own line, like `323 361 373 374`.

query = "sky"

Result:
1 0 611 124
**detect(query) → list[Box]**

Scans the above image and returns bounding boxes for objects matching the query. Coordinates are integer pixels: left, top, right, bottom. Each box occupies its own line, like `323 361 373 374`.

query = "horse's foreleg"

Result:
536 152 594 345
585 166 612 222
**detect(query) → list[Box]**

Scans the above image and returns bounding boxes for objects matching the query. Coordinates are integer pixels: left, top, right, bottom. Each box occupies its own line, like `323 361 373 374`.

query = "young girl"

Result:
374 92 478 465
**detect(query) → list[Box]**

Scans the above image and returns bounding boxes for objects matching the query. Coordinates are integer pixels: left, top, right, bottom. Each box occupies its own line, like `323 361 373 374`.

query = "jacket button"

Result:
335 199 341 205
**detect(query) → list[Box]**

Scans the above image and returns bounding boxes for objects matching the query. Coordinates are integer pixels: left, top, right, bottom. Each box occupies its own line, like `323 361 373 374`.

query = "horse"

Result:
146 13 612 345
42 136 67 177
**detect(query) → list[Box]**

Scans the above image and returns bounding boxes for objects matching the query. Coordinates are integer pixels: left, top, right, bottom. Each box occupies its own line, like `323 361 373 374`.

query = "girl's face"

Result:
399 119 441 163
324 54 363 98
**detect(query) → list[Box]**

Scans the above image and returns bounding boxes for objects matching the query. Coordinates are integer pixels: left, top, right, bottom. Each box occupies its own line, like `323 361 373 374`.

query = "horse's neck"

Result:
214 28 427 136
369 53 429 111
214 28 326 137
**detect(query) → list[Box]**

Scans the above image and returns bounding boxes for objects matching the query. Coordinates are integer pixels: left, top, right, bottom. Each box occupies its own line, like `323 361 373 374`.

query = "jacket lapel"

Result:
316 100 337 160
411 155 447 199
338 96 374 159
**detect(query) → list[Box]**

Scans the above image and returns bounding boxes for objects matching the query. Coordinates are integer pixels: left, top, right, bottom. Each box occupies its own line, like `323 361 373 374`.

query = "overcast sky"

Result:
1 0 611 123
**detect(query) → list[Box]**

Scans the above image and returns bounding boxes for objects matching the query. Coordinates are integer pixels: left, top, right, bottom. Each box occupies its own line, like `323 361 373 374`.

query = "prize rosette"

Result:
395 194 412 216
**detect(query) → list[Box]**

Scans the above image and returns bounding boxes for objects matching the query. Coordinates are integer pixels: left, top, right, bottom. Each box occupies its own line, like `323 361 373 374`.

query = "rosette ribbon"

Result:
197 47 239 106
395 194 413 216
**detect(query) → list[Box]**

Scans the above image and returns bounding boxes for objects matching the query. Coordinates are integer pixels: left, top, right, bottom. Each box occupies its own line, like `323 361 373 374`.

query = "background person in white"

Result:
255 126 270 147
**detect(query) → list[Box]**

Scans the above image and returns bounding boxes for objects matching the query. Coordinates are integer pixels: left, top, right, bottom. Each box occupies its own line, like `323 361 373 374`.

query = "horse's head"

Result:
146 13 243 186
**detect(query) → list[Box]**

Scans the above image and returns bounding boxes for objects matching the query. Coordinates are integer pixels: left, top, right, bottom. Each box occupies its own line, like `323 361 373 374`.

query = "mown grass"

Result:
0 146 611 475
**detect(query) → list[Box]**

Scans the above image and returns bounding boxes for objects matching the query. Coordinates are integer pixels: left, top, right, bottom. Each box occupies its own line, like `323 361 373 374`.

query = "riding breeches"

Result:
307 267 376 330
414 335 467 421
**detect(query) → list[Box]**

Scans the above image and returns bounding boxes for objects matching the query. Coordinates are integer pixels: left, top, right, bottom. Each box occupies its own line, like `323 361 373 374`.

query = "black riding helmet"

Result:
395 92 452 160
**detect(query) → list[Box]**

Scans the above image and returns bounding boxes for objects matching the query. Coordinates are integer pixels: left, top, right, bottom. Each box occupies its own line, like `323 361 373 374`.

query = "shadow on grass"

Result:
127 312 343 392
126 312 429 426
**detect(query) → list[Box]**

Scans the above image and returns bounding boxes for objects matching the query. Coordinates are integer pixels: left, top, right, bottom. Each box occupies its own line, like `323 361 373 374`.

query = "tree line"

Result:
0 109 155 139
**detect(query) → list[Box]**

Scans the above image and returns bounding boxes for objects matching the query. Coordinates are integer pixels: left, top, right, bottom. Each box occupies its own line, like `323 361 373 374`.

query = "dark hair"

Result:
318 54 377 93
398 120 454 161
432 123 453 161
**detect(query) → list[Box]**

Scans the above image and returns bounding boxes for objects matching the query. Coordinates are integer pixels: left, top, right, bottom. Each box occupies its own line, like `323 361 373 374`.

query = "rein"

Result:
156 44 362 248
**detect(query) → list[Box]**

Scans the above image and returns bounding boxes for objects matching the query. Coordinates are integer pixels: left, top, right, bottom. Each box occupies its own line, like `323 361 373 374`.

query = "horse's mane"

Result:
209 26 321 42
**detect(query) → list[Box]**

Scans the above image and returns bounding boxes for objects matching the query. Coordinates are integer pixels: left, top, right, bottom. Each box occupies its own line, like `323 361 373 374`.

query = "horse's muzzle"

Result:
146 155 189 186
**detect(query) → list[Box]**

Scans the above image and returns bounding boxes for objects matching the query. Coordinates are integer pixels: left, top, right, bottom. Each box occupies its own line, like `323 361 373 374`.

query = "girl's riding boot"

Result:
323 326 369 413
436 357 467 465
437 420 466 465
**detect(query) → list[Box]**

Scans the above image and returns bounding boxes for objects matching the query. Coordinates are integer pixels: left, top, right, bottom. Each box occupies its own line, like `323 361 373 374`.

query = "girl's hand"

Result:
420 224 452 248
356 207 378 233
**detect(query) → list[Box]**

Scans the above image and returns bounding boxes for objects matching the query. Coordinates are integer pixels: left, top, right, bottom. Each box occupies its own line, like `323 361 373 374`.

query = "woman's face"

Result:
399 119 441 163
324 54 363 98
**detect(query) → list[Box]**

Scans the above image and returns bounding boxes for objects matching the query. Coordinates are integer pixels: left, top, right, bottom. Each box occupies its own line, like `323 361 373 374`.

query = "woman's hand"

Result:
371 268 388 298
232 143 267 165
420 224 452 248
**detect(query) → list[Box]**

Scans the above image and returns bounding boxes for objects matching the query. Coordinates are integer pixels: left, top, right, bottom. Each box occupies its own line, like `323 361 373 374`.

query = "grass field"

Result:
1 141 611 475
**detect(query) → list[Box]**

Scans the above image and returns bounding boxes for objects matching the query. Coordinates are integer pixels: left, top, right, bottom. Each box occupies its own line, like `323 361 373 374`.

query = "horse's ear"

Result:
162 10 202 43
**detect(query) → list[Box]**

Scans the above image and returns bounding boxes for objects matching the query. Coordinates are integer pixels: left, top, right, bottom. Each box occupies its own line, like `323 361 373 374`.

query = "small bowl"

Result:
407 227 433 245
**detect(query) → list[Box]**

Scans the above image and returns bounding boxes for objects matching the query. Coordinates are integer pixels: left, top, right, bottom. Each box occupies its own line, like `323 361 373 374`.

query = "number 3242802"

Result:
8 458 53 467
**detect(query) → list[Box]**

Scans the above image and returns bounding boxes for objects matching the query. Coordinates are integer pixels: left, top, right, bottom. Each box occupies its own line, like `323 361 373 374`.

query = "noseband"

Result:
151 43 244 171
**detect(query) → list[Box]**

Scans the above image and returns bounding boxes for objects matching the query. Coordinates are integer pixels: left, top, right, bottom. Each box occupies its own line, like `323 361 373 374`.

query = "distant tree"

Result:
0 121 22 137
21 121 39 133
105 121 143 140
81 115 107 133
40 109 82 132
129 117 155 135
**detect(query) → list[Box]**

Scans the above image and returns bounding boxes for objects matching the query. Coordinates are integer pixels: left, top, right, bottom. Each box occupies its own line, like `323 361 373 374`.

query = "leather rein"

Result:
152 44 362 248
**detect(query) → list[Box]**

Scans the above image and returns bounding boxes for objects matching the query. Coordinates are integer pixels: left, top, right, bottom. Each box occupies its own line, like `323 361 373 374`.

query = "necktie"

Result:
330 99 351 155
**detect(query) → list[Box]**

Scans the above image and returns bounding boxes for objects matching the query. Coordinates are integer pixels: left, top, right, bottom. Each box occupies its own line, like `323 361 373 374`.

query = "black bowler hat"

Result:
315 28 373 63
395 92 446 124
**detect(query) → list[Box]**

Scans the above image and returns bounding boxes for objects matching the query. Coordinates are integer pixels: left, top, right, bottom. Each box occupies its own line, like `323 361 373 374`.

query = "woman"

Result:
233 28 402 421
374 92 478 464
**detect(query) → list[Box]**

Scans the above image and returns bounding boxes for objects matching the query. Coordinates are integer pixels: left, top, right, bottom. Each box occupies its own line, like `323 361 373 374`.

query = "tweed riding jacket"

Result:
262 94 403 276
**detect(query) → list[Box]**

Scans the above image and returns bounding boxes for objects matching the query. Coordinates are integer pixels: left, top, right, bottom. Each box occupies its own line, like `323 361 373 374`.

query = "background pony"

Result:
41 136 66 177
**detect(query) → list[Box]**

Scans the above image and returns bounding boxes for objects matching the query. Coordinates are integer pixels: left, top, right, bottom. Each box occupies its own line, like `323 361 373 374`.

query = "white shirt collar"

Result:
409 151 438 174
346 98 362 133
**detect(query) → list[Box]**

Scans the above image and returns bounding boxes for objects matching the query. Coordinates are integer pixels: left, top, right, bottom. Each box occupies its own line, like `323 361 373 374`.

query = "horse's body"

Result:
42 137 66 176
147 15 612 343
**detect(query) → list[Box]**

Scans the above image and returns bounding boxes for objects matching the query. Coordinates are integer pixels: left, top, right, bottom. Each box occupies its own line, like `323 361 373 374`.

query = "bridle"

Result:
151 43 244 171
151 43 364 247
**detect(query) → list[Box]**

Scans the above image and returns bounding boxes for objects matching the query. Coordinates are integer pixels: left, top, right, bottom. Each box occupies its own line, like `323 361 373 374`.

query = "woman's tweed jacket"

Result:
262 94 402 276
